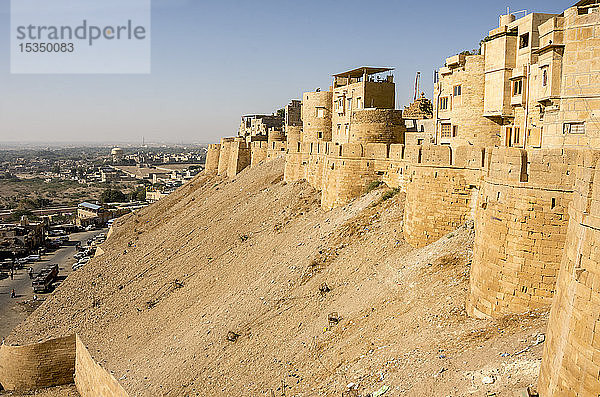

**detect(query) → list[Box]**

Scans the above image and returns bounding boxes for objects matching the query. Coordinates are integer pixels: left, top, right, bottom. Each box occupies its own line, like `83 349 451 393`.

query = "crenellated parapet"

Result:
217 137 235 176
250 141 268 167
204 143 221 173
227 138 251 178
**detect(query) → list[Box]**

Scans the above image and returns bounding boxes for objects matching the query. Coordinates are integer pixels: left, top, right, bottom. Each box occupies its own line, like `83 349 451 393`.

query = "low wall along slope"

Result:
75 335 130 397
0 334 129 396
0 335 75 391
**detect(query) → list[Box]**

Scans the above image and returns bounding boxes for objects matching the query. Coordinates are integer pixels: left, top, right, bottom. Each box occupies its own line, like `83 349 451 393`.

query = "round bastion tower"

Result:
302 91 333 143
348 109 405 145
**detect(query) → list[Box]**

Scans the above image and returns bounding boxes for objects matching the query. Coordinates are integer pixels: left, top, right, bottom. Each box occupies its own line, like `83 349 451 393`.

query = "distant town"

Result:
0 145 206 263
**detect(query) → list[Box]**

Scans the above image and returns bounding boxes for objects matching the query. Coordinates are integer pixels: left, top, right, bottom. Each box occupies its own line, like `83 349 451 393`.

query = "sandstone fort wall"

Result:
0 335 75 391
204 144 221 173
227 139 251 178
467 147 579 318
538 150 600 396
75 335 130 397
250 141 268 167
0 335 131 396
217 137 235 176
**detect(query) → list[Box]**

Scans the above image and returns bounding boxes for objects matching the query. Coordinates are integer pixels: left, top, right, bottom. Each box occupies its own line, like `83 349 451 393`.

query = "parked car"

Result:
25 255 41 262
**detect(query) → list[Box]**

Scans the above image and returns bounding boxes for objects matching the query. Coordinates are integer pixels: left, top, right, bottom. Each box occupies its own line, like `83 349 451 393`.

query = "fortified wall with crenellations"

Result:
204 2 600 395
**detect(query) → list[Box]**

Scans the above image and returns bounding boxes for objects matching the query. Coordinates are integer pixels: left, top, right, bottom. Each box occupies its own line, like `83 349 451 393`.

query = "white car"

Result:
72 263 85 271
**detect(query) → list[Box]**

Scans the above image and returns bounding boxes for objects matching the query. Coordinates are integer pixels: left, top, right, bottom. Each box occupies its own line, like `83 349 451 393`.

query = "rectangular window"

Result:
344 124 349 134
356 97 362 109
337 124 341 132
514 127 520 144
317 131 323 139
441 124 452 138
347 98 352 109
564 122 585 134
513 80 523 96
453 85 462 96
439 97 449 110
542 68 548 87
452 125 458 137
519 32 530 49
316 107 325 118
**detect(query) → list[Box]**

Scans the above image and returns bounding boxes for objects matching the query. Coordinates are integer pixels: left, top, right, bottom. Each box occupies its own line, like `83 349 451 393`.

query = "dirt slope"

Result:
8 158 547 396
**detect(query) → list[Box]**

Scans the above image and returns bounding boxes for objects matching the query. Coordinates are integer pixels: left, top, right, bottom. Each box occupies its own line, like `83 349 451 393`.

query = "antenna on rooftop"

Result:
507 7 528 17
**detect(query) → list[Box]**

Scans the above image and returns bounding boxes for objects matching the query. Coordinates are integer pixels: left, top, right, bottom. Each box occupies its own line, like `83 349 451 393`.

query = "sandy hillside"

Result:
7 158 547 396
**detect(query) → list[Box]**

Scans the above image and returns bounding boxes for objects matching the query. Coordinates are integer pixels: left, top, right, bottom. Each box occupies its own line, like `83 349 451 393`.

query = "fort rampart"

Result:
467 148 579 318
278 142 591 322
209 139 587 321
538 150 600 396
204 144 221 173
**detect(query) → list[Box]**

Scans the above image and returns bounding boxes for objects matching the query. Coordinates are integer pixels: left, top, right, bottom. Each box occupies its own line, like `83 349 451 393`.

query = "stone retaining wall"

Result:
75 335 129 397
0 335 75 391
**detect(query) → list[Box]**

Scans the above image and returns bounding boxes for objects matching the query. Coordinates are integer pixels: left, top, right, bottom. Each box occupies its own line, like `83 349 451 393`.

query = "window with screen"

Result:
441 124 452 138
564 122 585 134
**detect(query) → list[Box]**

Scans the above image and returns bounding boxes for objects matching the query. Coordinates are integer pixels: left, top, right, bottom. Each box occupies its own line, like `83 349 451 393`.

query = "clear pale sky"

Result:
0 0 574 144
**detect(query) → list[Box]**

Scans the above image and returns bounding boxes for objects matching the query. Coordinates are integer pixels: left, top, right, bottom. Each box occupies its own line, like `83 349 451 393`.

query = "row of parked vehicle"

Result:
0 254 42 269
71 235 103 271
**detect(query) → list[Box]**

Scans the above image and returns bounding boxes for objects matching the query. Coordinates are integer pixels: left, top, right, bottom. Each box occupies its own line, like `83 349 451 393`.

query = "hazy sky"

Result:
0 0 574 144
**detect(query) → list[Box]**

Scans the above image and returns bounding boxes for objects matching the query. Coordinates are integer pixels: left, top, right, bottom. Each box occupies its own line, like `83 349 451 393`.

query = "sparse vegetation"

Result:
366 180 383 193
381 188 401 201
100 188 127 203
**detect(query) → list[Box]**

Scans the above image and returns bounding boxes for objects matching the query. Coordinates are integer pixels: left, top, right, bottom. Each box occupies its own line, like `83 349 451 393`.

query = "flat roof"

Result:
575 0 599 6
79 202 102 211
333 67 394 78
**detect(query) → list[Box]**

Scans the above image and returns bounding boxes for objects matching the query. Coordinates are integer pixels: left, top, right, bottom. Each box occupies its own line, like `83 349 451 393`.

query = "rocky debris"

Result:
226 331 240 342
319 282 331 296
327 312 341 326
